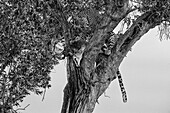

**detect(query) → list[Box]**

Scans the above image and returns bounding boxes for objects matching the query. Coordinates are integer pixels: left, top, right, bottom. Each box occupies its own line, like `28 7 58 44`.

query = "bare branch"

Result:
104 92 110 98
42 88 47 101
15 104 30 111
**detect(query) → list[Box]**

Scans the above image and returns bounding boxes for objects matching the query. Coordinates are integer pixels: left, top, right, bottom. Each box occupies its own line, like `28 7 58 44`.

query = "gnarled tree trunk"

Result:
61 2 162 113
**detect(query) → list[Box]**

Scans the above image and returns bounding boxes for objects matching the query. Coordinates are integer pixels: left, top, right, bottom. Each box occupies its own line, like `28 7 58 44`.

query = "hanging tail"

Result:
117 70 127 103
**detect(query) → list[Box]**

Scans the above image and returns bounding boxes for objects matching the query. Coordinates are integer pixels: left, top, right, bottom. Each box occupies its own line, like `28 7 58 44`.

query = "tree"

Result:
0 0 170 113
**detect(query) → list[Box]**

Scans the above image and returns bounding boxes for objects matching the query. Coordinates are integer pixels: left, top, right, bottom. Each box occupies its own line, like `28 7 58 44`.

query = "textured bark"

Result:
61 3 163 113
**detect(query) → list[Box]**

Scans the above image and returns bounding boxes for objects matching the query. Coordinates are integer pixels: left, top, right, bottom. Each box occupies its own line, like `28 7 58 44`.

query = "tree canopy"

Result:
0 0 170 113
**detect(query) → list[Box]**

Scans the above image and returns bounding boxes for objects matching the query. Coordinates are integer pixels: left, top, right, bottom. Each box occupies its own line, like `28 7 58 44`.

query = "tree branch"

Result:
115 10 162 65
15 104 30 112
80 2 137 77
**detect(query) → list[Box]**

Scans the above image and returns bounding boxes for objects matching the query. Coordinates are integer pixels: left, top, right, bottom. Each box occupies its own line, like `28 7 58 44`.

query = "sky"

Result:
20 27 170 113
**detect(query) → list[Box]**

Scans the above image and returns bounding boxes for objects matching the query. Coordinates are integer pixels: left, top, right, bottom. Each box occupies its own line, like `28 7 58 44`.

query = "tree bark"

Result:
61 4 163 113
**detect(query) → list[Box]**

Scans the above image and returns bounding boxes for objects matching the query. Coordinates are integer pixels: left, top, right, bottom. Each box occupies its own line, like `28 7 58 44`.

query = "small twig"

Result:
15 104 30 111
42 88 46 101
96 99 100 104
104 91 110 98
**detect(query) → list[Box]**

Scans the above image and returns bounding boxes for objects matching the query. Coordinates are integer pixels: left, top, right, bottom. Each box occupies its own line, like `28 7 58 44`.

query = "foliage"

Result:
129 0 170 40
60 0 170 44
0 0 64 112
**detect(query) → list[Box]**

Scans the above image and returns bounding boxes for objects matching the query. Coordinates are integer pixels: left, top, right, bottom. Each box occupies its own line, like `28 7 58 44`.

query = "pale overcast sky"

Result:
20 27 170 113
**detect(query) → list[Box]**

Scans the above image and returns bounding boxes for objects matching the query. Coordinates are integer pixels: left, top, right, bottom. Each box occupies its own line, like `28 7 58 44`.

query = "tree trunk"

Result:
61 4 162 113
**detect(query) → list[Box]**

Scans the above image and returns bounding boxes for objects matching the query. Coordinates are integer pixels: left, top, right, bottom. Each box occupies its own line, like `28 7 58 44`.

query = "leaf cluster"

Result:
0 0 64 112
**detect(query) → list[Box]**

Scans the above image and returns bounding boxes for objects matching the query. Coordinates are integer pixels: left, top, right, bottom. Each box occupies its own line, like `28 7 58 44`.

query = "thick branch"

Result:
80 19 119 76
115 10 162 63
80 6 133 78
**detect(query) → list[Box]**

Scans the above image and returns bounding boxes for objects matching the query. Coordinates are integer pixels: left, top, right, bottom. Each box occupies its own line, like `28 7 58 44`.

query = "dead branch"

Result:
15 104 30 111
